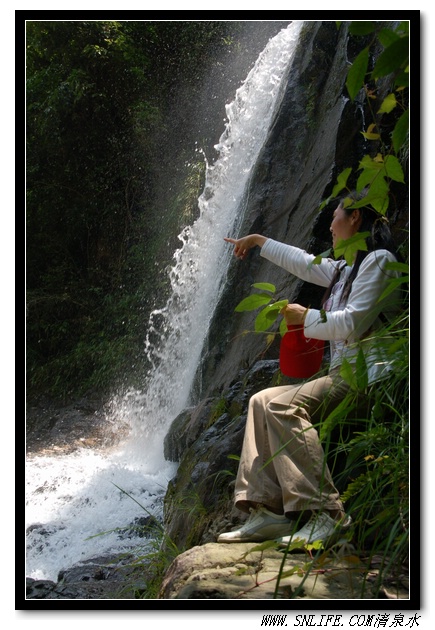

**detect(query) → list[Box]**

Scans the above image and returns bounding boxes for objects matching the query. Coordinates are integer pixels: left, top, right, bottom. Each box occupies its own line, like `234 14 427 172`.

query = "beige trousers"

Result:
234 369 352 517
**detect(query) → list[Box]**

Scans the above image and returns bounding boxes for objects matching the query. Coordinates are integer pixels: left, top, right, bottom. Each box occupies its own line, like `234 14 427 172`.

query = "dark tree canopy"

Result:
26 20 289 399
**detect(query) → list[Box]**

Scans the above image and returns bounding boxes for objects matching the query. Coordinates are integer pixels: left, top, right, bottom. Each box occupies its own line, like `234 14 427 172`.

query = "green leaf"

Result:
349 22 375 36
378 275 409 302
342 196 355 209
307 248 332 268
378 93 397 114
361 130 380 141
227 454 240 461
320 395 358 440
319 169 353 210
384 155 405 183
371 36 409 79
355 176 390 215
319 168 352 210
358 154 383 173
251 282 276 293
355 348 369 391
346 47 369 101
279 317 288 337
340 358 358 390
355 167 382 192
331 168 353 198
254 301 288 332
334 231 370 265
394 69 409 88
240 540 278 556
377 27 400 48
392 109 409 154
306 540 325 551
384 261 409 274
235 293 272 312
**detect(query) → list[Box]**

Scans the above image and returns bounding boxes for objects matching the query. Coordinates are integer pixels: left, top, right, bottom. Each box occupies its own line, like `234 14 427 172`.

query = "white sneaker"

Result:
217 506 293 543
276 512 352 548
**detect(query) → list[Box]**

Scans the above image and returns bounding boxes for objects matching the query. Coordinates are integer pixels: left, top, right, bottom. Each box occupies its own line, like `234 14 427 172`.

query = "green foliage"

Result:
345 22 409 101
235 292 276 313
321 20 409 223
333 231 370 266
346 46 370 101
234 283 288 338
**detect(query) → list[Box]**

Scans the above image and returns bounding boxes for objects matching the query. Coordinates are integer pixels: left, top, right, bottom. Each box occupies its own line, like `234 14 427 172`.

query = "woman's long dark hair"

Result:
321 192 402 307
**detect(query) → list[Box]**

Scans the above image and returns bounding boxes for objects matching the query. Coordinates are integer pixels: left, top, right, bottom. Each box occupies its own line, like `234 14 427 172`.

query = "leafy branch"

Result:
320 21 409 218
235 282 288 336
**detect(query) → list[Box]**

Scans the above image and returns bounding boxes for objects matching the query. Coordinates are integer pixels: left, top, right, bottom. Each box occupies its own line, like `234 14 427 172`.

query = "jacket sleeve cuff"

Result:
304 308 329 340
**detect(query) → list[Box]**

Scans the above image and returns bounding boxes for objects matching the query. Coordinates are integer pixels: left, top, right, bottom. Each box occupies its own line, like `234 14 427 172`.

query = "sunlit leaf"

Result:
235 293 272 312
355 168 381 192
342 196 354 209
252 282 276 293
334 231 369 265
358 154 383 172
330 167 352 199
266 333 276 347
378 93 397 114
354 177 390 214
254 300 288 332
319 168 352 211
361 131 380 140
383 155 405 183
361 123 380 140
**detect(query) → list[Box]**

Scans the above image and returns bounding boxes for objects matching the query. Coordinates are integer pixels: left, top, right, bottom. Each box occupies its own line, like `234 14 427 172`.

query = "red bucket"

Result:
279 324 325 378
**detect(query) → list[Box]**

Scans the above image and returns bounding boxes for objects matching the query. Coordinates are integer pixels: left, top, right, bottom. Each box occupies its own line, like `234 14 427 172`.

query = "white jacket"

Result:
260 239 402 383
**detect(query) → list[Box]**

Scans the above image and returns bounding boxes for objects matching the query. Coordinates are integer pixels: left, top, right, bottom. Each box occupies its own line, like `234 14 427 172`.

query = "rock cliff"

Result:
160 20 408 601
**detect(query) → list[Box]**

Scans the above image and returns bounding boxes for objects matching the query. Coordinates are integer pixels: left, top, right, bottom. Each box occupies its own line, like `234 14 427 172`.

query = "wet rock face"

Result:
26 553 154 600
196 21 350 399
196 20 407 400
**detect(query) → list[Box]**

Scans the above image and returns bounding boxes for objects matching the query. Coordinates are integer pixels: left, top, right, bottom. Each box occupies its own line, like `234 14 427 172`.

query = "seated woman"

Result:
218 194 402 548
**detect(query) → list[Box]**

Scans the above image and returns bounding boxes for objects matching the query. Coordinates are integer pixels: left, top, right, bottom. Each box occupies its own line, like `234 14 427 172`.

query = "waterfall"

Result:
25 21 305 583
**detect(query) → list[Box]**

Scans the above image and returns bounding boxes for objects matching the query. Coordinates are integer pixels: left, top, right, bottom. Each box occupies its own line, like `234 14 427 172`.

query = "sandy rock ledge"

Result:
158 541 380 600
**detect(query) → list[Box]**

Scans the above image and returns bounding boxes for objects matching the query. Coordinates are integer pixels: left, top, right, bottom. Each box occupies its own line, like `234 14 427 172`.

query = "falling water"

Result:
25 21 305 583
